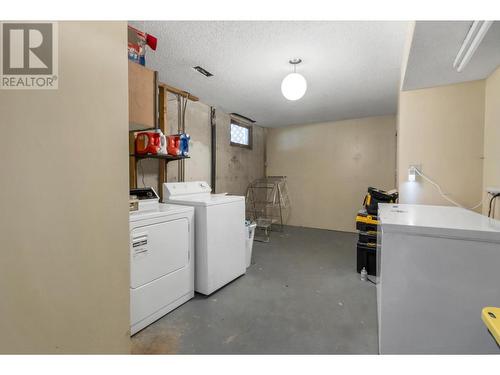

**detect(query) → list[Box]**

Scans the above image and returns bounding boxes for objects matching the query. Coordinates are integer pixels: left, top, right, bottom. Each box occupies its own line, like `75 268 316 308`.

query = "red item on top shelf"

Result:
167 134 181 156
135 132 161 155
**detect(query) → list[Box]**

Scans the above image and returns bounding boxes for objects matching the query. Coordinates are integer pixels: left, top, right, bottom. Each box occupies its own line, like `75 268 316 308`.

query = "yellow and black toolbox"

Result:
355 210 380 276
358 230 377 245
363 187 398 215
355 209 379 232
356 186 397 277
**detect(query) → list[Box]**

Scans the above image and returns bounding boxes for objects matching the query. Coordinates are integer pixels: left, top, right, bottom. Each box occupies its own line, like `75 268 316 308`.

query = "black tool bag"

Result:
363 187 398 215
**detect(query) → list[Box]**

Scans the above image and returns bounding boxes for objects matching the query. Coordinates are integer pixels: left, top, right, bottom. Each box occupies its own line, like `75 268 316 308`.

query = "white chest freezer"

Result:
377 203 500 354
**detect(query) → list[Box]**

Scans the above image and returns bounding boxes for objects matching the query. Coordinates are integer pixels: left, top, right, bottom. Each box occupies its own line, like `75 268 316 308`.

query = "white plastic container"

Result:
360 267 367 281
245 221 257 268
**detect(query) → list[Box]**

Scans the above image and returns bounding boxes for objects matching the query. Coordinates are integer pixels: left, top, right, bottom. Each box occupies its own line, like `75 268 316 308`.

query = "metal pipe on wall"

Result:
177 94 185 181
210 107 217 191
175 94 190 182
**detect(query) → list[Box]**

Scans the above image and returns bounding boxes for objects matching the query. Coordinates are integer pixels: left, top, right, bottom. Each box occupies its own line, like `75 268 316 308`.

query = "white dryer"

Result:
163 182 246 295
129 188 194 335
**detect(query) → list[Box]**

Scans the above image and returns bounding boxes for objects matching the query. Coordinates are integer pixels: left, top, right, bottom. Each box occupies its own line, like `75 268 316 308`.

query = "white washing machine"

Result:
129 188 194 335
163 181 246 295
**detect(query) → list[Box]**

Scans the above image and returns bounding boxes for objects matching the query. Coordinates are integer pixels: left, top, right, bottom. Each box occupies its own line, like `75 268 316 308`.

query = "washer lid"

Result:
166 194 245 207
164 181 212 200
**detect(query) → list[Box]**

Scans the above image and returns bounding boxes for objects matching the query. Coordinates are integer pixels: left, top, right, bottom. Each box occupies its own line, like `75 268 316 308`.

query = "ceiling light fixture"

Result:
453 21 493 73
281 58 307 101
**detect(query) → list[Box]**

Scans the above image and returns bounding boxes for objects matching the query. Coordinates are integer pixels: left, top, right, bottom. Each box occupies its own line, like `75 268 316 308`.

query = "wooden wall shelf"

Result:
131 154 190 161
158 82 199 102
129 61 199 199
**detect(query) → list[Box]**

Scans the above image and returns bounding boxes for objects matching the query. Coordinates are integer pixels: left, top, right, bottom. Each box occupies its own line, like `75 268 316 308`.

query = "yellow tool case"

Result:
355 209 379 232
482 307 500 346
363 187 398 215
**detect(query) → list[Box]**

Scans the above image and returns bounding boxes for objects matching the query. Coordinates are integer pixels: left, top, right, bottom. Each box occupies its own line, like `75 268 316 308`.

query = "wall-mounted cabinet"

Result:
128 61 157 129
128 61 158 190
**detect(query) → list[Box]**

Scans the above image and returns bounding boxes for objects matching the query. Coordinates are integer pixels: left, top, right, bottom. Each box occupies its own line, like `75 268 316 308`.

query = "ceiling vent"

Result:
193 66 213 77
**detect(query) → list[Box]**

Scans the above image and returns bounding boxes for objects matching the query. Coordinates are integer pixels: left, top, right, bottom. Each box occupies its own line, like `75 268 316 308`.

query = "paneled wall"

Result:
483 66 500 217
0 21 130 353
266 115 397 232
397 80 485 211
214 110 267 195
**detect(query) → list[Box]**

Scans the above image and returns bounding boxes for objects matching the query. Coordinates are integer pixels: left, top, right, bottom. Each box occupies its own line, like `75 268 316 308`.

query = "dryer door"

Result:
131 218 189 289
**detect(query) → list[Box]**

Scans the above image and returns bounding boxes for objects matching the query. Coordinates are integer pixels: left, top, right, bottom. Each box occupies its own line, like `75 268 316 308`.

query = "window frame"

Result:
230 120 253 150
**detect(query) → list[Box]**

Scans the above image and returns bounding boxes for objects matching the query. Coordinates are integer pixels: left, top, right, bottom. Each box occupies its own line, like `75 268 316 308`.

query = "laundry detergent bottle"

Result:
180 133 190 156
167 134 181 156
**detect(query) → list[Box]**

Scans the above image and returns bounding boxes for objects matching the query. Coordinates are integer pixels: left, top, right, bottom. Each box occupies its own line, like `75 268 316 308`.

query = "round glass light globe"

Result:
281 72 307 101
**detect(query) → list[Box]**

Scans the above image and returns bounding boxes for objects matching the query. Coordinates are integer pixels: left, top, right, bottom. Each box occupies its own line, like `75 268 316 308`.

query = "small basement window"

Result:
230 121 252 149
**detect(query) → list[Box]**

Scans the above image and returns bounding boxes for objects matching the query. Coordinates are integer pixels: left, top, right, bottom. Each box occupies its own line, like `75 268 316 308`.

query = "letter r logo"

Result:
2 23 53 75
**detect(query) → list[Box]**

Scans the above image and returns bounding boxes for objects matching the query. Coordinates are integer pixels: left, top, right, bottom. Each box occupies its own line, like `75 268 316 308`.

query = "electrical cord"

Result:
488 193 500 218
180 95 188 181
182 95 188 130
411 167 482 211
138 159 146 187
494 196 498 219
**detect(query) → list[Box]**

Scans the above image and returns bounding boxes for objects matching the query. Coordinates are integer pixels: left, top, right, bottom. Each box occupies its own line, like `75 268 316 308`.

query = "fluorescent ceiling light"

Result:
453 21 494 72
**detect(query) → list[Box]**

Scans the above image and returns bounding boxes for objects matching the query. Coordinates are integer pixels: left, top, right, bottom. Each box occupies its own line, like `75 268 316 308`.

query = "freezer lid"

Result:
378 203 500 243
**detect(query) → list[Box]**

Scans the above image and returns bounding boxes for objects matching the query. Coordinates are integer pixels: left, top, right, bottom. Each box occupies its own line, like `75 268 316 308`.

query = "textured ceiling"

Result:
403 21 500 91
130 21 409 127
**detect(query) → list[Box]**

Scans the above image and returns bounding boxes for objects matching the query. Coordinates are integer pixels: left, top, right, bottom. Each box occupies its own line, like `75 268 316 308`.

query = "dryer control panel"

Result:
130 187 159 212
130 187 159 200
163 181 212 199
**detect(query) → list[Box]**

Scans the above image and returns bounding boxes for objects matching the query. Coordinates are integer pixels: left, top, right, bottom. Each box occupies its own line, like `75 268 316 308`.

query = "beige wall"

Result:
483 66 500 217
0 22 130 353
215 110 267 195
266 115 397 232
398 81 485 210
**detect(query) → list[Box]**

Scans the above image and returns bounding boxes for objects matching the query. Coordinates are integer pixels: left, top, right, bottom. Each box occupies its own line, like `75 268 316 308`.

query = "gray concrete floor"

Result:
131 226 378 354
